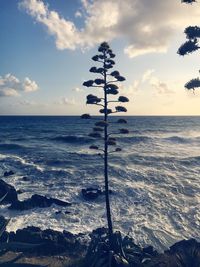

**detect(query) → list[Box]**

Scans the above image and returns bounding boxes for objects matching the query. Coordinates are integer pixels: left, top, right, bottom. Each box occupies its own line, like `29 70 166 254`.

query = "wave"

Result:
0 143 26 150
51 135 92 144
178 156 200 166
120 136 152 144
164 136 191 144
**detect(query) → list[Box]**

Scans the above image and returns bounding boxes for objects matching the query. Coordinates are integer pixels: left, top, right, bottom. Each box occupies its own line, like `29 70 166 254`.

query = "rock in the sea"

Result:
21 176 30 182
3 170 14 177
9 194 71 210
0 179 18 204
82 187 112 200
82 188 102 200
17 189 24 194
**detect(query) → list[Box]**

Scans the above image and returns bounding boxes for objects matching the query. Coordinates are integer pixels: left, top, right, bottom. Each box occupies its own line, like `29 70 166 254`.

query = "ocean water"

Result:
0 115 199 251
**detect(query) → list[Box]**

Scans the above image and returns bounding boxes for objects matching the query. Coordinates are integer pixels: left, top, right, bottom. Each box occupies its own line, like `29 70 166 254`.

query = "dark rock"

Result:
55 211 62 215
17 189 24 194
166 239 200 266
143 245 158 257
82 188 101 200
6 226 87 256
64 210 71 214
0 179 18 204
3 170 14 177
146 239 200 267
82 187 112 200
21 176 30 182
0 215 9 242
8 194 71 210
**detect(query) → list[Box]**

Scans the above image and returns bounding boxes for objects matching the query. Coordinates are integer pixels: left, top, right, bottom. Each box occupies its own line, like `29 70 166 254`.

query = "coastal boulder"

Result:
0 179 18 204
82 187 112 200
3 170 15 177
6 226 87 256
9 194 71 210
82 188 102 200
146 239 200 267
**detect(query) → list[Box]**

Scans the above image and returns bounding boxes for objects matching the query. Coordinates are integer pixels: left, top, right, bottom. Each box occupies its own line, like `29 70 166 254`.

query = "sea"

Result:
0 115 199 251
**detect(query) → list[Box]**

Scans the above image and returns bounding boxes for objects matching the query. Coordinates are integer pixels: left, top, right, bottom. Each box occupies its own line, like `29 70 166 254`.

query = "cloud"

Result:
73 87 83 93
19 0 200 57
142 69 155 82
23 77 38 92
141 69 174 95
57 97 76 105
0 88 19 97
150 77 174 95
18 100 36 106
123 69 174 97
0 74 39 97
75 11 82 18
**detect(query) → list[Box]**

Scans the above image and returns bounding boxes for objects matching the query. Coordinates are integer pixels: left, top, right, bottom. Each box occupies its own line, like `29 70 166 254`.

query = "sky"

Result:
0 0 200 115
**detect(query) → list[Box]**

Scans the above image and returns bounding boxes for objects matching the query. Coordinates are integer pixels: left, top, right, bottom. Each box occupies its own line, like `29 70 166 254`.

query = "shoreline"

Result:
0 225 199 267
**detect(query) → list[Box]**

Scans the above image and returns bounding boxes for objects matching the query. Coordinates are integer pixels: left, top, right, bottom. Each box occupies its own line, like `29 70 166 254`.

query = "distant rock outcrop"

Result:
81 187 112 200
0 179 18 204
3 170 15 177
9 194 71 210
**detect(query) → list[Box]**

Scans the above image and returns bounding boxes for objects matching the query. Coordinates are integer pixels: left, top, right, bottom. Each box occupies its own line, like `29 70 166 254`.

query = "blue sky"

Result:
0 0 200 115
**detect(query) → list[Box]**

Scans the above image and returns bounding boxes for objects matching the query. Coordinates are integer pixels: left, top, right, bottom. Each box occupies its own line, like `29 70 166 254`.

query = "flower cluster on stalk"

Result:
81 42 129 154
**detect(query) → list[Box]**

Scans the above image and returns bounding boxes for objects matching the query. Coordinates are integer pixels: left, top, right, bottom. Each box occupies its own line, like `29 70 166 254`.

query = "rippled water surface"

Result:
0 116 199 251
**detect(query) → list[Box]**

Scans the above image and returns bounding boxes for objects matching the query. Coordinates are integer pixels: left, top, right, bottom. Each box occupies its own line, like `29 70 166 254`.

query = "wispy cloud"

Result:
142 69 155 83
142 69 174 95
0 74 39 97
123 69 174 98
56 97 77 105
73 87 84 93
75 11 82 18
19 0 200 57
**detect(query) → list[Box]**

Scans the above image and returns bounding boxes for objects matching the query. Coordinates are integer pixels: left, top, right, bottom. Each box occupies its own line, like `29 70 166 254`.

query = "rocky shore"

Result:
0 224 199 267
0 173 199 266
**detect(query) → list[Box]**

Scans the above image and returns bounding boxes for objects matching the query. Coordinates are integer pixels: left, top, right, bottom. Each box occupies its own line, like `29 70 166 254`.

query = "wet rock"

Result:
3 170 14 177
6 226 87 256
0 179 18 204
146 239 200 267
21 176 30 182
143 245 158 257
82 187 112 200
82 187 101 200
17 189 24 194
55 210 62 215
8 194 71 210
64 210 71 214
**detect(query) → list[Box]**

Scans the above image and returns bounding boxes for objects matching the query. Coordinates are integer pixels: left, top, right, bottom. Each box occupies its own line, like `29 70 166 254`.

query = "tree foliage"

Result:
181 0 196 3
178 0 200 90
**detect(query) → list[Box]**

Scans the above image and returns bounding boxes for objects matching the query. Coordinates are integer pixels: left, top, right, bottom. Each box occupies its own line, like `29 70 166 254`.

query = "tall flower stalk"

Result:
81 42 129 245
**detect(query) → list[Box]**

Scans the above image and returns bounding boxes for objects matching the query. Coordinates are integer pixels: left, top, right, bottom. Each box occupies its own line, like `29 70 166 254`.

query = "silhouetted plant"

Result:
81 42 129 246
178 0 200 90
181 0 196 3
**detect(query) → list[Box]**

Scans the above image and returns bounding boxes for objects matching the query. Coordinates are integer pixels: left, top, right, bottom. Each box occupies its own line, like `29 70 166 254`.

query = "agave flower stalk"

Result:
81 42 129 247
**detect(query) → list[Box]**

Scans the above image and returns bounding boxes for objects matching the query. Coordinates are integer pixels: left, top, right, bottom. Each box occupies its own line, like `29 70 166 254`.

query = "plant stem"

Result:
103 51 113 244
